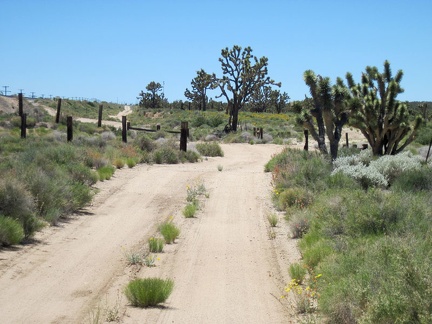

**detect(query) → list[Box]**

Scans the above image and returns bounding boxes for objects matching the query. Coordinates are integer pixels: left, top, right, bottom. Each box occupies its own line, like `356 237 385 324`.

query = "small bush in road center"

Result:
124 277 174 307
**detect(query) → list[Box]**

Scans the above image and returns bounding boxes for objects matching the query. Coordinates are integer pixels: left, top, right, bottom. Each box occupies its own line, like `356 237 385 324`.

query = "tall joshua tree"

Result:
216 45 280 131
184 69 216 111
346 60 422 155
294 71 350 160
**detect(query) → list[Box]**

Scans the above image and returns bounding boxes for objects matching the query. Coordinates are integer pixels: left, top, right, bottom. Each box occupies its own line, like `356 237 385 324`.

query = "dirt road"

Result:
0 143 298 323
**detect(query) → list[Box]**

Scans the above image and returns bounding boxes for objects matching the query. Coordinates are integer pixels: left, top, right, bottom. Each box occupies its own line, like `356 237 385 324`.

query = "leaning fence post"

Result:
18 93 23 117
97 104 103 127
55 98 62 123
304 129 309 151
122 116 127 143
21 113 27 138
345 132 349 148
180 121 188 151
67 116 73 142
426 137 432 164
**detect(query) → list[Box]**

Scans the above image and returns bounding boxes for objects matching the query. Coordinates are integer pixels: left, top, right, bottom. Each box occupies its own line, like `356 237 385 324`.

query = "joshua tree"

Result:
294 71 350 160
346 60 422 155
138 81 164 108
184 69 216 111
215 45 280 131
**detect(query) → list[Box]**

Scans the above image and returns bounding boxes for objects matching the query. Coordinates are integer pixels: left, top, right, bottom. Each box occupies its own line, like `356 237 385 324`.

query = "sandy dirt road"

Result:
0 143 299 324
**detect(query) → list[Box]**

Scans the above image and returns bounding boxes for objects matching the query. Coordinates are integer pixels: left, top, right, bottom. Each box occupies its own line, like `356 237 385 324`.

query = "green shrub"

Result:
195 142 224 157
276 187 313 211
126 158 137 168
270 148 331 191
97 165 115 181
0 178 42 237
148 237 164 253
124 277 174 307
135 135 156 152
289 211 311 239
392 166 432 192
288 263 307 284
0 216 25 246
159 222 180 244
66 163 99 186
113 158 125 169
182 203 197 218
414 125 432 145
267 214 279 227
179 150 200 163
153 146 178 164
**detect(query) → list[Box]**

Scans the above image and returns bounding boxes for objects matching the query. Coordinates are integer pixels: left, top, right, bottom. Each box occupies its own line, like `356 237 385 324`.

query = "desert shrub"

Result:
289 211 311 239
179 150 200 163
113 158 125 169
126 158 137 168
148 237 164 253
326 171 361 190
276 187 313 211
66 163 99 186
135 135 156 152
288 263 307 284
124 277 174 307
207 114 225 127
191 114 208 127
0 216 25 246
332 151 423 188
97 165 115 181
267 214 278 227
195 142 224 157
182 203 197 218
159 222 180 244
0 177 42 237
392 166 432 192
153 146 178 164
318 235 432 324
78 122 97 135
271 148 331 191
414 124 432 145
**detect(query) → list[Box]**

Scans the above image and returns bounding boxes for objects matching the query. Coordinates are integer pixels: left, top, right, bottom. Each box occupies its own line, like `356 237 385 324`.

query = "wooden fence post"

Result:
180 121 188 151
260 127 263 139
98 104 103 127
122 116 127 143
425 137 432 164
156 124 160 131
67 116 73 142
21 113 27 138
304 129 309 151
345 132 349 148
55 98 62 123
18 93 23 117
253 127 257 137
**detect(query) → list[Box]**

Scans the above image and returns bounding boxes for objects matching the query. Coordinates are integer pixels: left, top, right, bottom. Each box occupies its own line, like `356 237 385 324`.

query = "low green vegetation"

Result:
195 142 224 157
269 147 432 322
182 203 197 218
182 181 208 218
267 214 279 227
148 237 164 253
159 221 180 244
124 277 174 307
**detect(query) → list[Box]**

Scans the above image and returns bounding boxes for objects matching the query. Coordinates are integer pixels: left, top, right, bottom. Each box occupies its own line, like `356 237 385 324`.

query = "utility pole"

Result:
2 86 10 96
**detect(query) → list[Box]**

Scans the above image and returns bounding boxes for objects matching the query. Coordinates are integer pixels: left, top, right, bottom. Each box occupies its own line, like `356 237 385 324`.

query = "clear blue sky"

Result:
1 0 431 104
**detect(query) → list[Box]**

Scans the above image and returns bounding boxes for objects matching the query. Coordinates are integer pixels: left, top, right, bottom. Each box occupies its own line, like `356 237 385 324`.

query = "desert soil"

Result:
0 142 302 324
